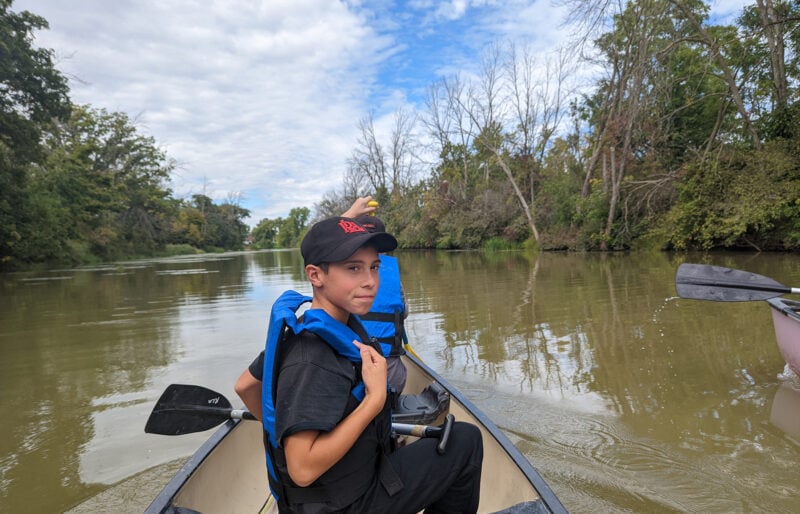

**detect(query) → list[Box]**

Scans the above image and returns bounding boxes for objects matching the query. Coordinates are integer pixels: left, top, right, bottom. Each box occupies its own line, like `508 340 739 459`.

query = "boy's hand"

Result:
353 340 387 408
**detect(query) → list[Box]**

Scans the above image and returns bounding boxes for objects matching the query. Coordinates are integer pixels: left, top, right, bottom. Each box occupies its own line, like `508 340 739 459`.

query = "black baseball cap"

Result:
301 217 397 266
353 215 386 233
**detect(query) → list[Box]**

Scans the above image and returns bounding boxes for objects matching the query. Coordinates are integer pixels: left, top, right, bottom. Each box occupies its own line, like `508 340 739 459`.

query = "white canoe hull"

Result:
767 297 800 376
146 353 565 513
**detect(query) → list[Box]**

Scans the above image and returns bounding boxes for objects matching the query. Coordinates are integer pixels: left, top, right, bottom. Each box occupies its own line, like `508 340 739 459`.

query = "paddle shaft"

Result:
146 383 454 453
151 404 258 421
392 422 442 438
683 278 798 295
152 404 444 436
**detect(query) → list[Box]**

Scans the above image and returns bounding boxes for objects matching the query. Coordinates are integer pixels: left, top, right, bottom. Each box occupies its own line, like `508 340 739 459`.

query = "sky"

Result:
15 0 749 226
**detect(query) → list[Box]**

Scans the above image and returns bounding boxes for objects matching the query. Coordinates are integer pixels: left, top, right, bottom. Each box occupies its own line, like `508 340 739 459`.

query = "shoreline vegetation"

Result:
4 1 800 272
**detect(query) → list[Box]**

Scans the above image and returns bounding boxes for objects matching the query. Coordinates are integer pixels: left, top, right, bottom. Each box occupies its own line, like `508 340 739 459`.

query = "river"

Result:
1 250 798 513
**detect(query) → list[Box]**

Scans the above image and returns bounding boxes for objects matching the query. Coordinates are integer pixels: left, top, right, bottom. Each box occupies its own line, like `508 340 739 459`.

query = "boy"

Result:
238 217 483 513
236 197 406 409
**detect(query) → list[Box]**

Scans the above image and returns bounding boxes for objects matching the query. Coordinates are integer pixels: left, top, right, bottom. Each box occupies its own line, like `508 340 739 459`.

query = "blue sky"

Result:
16 0 748 226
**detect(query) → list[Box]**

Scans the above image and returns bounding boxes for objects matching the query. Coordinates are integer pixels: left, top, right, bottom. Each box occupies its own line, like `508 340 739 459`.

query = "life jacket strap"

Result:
359 312 396 322
378 452 404 496
283 483 329 504
361 310 405 356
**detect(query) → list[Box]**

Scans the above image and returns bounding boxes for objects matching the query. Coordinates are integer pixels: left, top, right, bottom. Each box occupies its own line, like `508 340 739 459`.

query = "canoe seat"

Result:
392 381 450 425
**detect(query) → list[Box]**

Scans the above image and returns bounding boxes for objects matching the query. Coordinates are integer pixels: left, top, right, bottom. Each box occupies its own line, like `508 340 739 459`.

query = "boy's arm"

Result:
341 196 376 218
234 368 263 421
283 341 387 487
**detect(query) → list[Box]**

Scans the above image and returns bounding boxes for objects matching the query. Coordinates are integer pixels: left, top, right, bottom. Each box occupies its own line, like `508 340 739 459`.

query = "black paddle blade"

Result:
145 384 234 435
675 263 790 302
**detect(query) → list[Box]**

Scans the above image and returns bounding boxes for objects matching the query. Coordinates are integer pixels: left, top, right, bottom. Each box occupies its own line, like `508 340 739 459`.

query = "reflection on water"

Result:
1 250 799 512
0 251 308 512
770 376 800 446
402 250 799 513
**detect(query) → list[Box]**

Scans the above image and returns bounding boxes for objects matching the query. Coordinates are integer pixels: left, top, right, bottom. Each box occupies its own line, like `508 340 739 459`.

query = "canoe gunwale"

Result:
144 419 240 513
767 297 800 321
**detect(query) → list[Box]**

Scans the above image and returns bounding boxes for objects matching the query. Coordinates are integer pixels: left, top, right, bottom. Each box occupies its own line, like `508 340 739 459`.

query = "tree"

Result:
346 109 420 204
35 105 176 258
0 1 70 267
276 207 310 248
738 0 800 139
251 218 280 249
207 201 250 250
424 43 574 246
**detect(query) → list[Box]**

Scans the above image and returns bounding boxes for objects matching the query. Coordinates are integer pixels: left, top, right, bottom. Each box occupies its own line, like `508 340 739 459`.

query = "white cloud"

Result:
17 0 393 224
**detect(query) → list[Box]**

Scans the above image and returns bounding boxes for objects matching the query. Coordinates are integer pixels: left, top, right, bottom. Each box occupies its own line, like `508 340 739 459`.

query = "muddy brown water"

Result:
1 250 798 513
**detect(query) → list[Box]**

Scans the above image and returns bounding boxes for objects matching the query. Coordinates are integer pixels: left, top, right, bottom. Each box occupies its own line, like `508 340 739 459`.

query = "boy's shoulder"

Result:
281 329 354 376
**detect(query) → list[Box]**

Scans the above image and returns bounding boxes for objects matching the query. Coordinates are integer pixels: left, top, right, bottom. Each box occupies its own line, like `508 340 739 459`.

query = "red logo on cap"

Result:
338 219 367 234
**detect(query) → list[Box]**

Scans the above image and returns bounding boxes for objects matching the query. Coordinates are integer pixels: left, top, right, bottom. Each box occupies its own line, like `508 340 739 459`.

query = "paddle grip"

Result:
436 414 455 455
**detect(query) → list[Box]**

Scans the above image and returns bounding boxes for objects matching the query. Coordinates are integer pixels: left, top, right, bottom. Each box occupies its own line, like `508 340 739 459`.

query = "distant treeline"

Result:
1 2 250 270
5 0 800 270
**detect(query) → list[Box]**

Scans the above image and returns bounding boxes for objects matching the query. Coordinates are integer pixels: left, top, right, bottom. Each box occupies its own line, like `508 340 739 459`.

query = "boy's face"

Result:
306 245 381 323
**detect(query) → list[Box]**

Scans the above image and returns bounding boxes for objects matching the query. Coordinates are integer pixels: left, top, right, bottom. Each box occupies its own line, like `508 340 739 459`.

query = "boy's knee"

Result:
454 421 481 441
450 422 483 457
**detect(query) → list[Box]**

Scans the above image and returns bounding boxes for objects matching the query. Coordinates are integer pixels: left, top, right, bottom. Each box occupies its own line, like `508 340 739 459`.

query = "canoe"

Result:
767 297 800 376
674 264 800 376
145 352 567 513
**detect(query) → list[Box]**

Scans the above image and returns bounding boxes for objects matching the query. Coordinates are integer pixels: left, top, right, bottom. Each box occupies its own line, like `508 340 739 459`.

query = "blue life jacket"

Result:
261 290 385 505
360 255 406 357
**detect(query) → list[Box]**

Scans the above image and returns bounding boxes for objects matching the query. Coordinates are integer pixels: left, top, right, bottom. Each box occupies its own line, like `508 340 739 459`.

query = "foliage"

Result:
36 105 180 260
276 207 310 248
483 237 523 252
249 207 309 249
170 194 250 251
660 140 800 250
2 98 250 267
251 218 280 249
0 0 70 266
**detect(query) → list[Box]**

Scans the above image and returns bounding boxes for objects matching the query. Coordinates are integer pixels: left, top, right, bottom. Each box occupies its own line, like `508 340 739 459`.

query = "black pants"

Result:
351 422 484 514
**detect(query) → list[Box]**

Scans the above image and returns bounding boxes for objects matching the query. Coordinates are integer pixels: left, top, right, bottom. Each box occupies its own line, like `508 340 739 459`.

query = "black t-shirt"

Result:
264 327 389 511
248 350 265 380
274 330 357 442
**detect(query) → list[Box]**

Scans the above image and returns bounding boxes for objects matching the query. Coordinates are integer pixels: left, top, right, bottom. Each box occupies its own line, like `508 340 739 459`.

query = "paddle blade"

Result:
675 263 789 302
145 384 233 435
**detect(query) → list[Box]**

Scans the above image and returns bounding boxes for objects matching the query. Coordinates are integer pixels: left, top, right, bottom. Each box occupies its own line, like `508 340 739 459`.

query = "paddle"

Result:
144 384 257 436
675 263 800 302
145 384 455 453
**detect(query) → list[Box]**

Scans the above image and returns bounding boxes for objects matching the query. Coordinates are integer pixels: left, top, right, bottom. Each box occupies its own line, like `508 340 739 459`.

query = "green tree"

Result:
206 201 250 250
251 218 280 249
0 0 70 267
35 105 176 259
276 207 310 248
250 207 310 249
738 0 800 139
170 194 249 251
